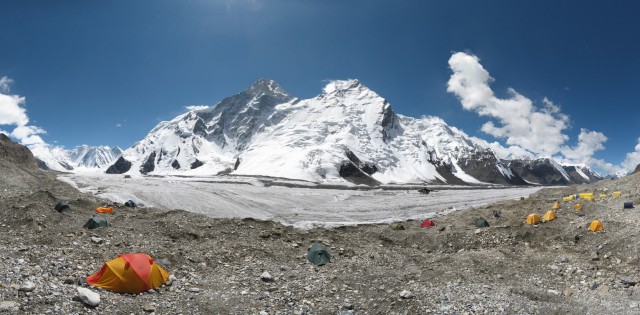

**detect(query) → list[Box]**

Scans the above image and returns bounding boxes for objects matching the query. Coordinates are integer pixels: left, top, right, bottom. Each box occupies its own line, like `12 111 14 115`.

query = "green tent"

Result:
307 243 331 266
84 215 108 229
54 201 70 212
475 218 490 228
389 222 405 230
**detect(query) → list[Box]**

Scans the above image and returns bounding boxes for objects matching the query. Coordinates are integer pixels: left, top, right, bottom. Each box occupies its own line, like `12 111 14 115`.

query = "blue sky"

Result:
1 1 640 174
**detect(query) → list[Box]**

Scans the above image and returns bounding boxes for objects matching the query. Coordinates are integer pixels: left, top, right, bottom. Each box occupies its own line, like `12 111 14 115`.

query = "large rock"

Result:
105 156 132 174
76 287 100 307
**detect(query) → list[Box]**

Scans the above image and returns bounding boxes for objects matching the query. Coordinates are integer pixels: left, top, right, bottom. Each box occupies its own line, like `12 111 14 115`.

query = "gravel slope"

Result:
2 148 640 314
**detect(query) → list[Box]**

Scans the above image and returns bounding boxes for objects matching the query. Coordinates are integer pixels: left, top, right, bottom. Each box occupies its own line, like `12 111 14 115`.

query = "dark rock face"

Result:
633 164 640 175
190 159 204 169
456 150 527 185
563 166 597 184
507 159 568 185
338 161 380 186
0 134 39 170
433 162 467 185
171 160 181 170
193 118 208 137
339 150 380 186
36 158 50 171
105 156 132 174
140 152 157 174
234 158 241 170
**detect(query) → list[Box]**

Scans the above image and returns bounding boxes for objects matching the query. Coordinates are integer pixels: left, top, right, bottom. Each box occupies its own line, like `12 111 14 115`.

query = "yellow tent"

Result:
552 202 561 209
526 213 542 225
543 210 557 221
599 194 607 199
574 204 583 211
579 193 593 199
612 191 621 197
87 253 169 294
588 220 603 232
583 196 595 202
562 195 574 202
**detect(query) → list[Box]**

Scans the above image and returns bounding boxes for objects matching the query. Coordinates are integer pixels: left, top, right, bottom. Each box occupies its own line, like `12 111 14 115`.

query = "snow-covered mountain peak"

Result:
321 79 382 101
244 78 291 100
323 79 362 94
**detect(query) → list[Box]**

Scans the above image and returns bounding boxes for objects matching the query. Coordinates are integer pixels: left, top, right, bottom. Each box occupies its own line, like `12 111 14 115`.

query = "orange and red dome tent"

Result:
87 253 169 294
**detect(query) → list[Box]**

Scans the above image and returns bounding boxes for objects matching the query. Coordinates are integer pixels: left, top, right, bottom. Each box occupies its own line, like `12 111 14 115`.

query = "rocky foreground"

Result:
2 134 640 314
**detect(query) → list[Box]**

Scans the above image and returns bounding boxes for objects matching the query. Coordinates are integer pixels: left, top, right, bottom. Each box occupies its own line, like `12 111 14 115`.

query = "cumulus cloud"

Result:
185 105 210 111
446 51 620 175
116 123 122 127
469 136 534 160
447 52 570 157
0 76 47 145
0 93 28 126
10 125 46 145
560 129 607 163
621 138 640 172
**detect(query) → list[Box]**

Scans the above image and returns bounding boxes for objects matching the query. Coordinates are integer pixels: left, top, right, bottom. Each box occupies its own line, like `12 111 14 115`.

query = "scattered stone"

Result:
547 289 560 296
590 283 599 290
260 271 272 282
143 303 156 312
19 281 35 292
563 288 574 297
590 252 599 261
399 290 414 299
90 237 104 244
188 287 201 293
166 274 177 286
76 287 100 307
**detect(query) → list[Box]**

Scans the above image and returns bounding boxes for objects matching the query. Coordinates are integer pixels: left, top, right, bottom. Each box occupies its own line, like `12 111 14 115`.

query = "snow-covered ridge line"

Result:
29 144 122 172
105 78 600 186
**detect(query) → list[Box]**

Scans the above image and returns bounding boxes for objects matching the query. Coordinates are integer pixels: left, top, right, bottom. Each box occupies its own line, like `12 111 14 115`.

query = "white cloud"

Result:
116 123 122 127
621 138 640 172
560 129 607 163
185 105 210 111
447 52 570 157
0 76 48 146
470 136 535 160
0 93 28 126
0 76 13 92
447 52 620 174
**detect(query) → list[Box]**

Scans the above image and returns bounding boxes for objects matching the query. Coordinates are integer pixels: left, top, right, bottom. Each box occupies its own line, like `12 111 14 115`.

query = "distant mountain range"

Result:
92 78 602 186
29 144 122 172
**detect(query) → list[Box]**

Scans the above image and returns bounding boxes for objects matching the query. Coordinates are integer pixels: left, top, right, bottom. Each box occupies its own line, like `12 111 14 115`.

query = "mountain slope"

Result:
108 78 599 186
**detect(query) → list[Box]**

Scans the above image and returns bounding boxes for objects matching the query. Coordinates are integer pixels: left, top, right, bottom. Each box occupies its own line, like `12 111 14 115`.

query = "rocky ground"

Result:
2 135 640 314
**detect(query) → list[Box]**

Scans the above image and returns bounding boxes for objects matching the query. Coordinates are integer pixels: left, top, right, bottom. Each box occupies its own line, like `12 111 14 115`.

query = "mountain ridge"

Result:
105 78 602 186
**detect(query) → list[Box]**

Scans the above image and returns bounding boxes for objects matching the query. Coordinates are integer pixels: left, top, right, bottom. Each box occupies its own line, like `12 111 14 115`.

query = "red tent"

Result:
420 219 436 227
